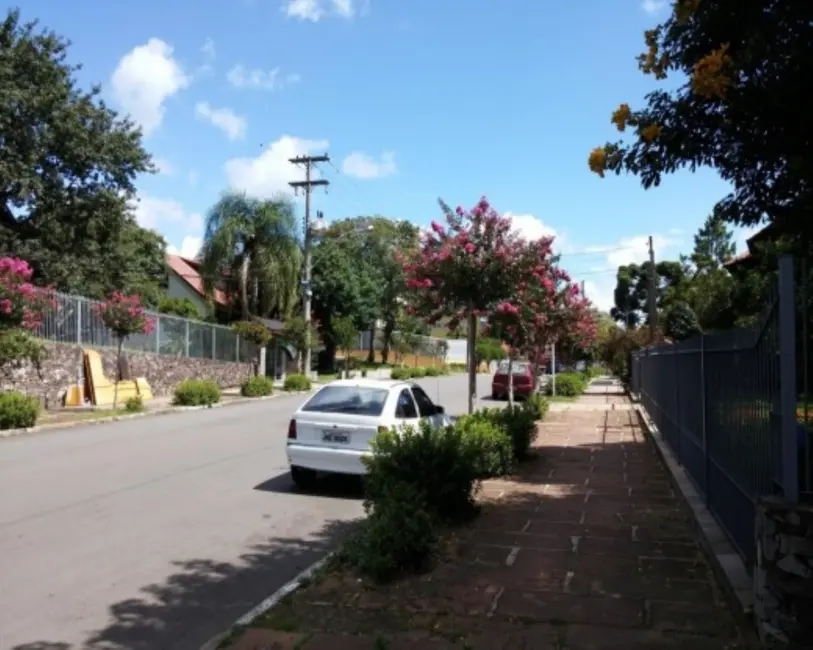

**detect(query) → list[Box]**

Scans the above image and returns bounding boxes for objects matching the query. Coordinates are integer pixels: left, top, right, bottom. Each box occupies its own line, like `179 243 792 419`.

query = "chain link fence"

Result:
36 292 255 363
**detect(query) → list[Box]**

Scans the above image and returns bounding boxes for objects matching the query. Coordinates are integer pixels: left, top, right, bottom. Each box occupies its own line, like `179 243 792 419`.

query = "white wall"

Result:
166 273 212 318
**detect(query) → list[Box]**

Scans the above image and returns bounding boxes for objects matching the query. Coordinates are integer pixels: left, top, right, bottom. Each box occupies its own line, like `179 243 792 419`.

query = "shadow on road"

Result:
254 472 365 500
12 517 359 650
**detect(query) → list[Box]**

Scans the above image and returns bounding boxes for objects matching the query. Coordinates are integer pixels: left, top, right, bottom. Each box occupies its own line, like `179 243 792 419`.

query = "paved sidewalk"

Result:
225 383 753 649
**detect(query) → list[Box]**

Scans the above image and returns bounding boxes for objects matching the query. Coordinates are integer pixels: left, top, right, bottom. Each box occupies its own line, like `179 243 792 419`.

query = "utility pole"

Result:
648 235 657 342
289 154 329 376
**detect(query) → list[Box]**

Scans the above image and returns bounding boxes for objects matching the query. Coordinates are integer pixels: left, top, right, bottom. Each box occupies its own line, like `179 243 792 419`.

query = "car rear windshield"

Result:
497 361 530 375
301 386 390 416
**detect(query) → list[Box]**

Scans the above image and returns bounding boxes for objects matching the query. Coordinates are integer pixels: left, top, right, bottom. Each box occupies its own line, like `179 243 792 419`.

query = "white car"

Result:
286 378 451 487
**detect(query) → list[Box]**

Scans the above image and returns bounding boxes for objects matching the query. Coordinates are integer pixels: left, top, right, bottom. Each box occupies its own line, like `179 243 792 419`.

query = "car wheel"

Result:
290 466 317 490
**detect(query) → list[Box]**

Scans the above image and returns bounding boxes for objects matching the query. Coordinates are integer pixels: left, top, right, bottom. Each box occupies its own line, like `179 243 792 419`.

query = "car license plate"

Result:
322 430 350 444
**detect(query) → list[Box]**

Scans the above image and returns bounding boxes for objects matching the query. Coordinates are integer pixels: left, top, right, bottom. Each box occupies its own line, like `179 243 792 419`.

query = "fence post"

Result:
675 349 682 466
700 333 709 502
236 335 240 362
184 320 190 357
155 316 161 354
778 255 799 503
212 326 216 360
76 297 82 345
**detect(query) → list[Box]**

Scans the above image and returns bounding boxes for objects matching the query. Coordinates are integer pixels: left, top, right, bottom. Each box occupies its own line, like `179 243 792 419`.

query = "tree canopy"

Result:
0 9 164 299
588 0 813 240
199 192 302 321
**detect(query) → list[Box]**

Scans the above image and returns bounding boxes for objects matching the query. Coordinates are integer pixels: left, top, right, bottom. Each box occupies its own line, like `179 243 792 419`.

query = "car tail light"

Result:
287 419 297 439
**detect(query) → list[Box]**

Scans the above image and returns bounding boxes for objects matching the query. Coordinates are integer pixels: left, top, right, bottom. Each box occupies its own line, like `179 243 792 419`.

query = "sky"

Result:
9 0 760 312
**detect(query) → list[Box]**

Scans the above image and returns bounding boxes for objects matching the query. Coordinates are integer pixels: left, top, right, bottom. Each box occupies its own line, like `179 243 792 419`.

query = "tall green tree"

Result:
0 10 163 298
588 0 813 241
311 223 380 371
199 192 302 321
611 261 689 327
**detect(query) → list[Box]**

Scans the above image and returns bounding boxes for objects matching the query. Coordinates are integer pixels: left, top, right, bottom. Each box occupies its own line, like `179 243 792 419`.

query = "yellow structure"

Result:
82 349 153 407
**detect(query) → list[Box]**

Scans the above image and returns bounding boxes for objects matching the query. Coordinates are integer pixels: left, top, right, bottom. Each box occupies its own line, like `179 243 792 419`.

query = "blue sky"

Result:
10 0 758 311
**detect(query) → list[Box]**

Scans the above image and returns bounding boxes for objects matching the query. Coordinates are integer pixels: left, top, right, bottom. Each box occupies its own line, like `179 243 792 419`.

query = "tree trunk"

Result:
113 339 123 411
381 320 395 364
367 323 376 364
239 254 251 320
507 355 515 408
467 309 477 414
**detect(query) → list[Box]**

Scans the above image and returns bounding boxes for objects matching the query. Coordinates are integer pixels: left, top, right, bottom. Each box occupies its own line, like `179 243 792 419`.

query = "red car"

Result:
491 360 537 400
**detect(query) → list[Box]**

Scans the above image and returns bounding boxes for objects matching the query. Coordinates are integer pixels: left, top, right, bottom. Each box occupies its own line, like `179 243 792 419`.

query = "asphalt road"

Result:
0 373 494 650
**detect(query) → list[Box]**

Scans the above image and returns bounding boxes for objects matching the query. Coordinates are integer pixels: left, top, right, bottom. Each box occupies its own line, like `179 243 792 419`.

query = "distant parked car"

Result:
491 360 537 400
285 378 451 488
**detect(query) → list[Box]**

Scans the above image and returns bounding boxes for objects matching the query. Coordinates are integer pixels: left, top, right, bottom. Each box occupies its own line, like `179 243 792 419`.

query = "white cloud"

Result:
227 65 300 90
167 236 203 259
133 195 203 234
225 134 329 199
342 151 397 179
283 0 356 21
194 102 247 140
641 0 667 14
201 38 216 61
111 38 189 136
153 157 174 174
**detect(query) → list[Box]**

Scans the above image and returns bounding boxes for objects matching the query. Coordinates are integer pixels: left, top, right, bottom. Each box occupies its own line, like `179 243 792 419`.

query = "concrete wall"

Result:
1 341 253 408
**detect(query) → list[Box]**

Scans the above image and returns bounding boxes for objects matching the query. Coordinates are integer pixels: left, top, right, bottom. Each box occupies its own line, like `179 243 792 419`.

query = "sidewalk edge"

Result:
0 388 318 439
199 553 334 650
633 404 754 615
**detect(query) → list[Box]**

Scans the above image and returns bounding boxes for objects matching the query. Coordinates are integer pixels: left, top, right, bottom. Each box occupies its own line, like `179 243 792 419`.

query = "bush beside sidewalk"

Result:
219 387 752 650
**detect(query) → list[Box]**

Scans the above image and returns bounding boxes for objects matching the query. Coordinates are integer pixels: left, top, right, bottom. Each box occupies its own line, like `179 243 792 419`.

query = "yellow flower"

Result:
611 104 632 132
641 123 662 142
588 147 607 178
692 43 733 99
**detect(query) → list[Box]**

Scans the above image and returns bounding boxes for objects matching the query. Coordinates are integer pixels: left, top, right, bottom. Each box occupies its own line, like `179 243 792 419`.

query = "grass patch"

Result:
548 395 578 403
40 408 132 424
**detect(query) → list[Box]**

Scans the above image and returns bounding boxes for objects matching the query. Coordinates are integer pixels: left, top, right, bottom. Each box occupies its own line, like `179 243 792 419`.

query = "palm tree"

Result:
199 192 302 320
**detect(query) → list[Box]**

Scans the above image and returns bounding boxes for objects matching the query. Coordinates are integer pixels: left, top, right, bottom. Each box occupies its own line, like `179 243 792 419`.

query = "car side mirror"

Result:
435 405 445 415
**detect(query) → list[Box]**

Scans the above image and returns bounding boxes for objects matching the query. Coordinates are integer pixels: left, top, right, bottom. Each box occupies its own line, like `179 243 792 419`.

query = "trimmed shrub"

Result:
0 391 39 429
241 375 274 397
545 372 587 397
124 395 145 413
448 362 467 373
455 413 514 478
524 393 550 421
283 374 311 391
342 420 479 583
173 379 221 406
424 365 441 377
364 420 479 525
408 366 427 378
390 367 410 380
340 479 438 583
482 405 538 461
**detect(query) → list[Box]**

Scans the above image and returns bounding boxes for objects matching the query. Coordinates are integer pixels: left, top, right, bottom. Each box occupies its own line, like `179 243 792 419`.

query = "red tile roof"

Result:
166 254 229 306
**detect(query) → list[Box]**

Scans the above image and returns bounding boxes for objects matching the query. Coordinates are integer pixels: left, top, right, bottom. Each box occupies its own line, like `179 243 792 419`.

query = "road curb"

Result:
0 388 318 439
199 553 334 650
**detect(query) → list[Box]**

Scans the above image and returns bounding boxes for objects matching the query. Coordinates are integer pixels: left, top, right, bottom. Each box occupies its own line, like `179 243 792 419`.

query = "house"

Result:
723 222 778 272
165 254 296 377
166 254 228 318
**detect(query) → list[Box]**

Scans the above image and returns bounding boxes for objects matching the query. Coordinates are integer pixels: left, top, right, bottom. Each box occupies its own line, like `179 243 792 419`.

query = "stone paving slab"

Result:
224 386 755 649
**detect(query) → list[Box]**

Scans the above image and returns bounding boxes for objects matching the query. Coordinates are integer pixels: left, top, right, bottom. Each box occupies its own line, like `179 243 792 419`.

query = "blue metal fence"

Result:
631 255 802 565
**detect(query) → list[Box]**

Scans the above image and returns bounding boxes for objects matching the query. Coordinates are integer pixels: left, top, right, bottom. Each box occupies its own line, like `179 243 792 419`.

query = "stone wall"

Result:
754 496 813 649
1 341 252 408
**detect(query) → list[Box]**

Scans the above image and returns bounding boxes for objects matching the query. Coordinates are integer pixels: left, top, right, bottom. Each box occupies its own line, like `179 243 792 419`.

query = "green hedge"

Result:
339 394 549 583
173 379 221 406
0 391 40 429
283 374 312 391
390 365 449 380
545 371 588 397
241 375 274 397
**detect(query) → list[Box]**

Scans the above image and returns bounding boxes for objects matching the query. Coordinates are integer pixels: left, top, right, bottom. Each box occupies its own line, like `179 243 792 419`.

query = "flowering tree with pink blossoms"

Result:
400 197 526 413
486 237 598 404
0 257 55 374
93 292 155 409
